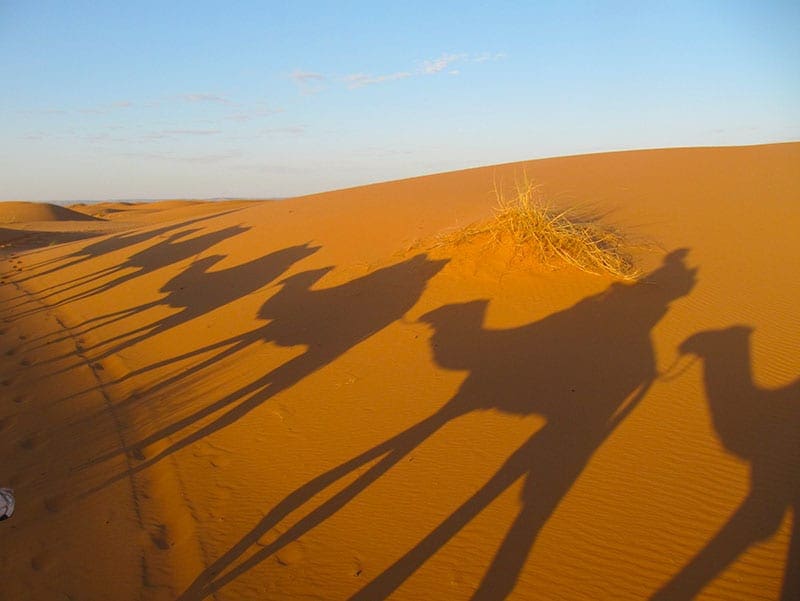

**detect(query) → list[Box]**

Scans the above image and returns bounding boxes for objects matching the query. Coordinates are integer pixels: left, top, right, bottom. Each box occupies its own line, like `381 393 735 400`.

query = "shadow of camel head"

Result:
679 325 754 357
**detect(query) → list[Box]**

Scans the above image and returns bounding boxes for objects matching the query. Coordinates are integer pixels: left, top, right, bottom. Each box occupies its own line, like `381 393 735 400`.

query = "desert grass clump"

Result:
438 174 638 279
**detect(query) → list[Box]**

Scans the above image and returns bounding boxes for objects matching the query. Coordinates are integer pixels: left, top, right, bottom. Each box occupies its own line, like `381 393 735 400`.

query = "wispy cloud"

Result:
259 126 305 135
420 53 467 74
343 71 413 89
179 93 233 105
162 129 221 135
473 52 507 63
290 69 326 94
226 106 284 122
17 108 68 116
144 129 222 140
336 51 505 90
118 151 240 163
77 100 136 115
290 70 325 83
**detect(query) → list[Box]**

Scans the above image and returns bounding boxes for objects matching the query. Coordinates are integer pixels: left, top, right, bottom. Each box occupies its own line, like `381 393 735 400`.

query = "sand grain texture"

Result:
1 143 798 600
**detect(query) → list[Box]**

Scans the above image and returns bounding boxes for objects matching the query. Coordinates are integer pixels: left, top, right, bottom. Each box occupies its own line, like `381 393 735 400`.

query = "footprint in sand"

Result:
30 552 55 572
352 556 365 578
44 494 68 513
275 541 306 566
13 395 26 404
150 524 173 550
0 415 15 431
1 378 14 387
19 358 33 367
18 433 43 451
5 348 14 356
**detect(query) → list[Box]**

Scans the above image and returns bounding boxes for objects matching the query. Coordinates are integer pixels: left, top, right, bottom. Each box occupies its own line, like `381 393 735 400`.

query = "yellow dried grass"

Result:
436 174 638 279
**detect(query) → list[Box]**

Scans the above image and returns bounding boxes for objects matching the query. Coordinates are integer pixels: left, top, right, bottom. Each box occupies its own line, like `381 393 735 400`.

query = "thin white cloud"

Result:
163 129 221 135
290 70 325 83
290 69 327 94
78 100 136 115
343 71 413 89
17 108 67 116
118 151 240 163
259 126 305 135
336 51 504 90
473 52 507 63
421 53 467 75
179 93 233 105
144 129 222 140
226 107 284 122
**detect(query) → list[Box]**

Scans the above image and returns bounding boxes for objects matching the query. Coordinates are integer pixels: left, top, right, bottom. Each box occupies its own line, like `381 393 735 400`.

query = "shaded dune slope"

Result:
1 143 798 601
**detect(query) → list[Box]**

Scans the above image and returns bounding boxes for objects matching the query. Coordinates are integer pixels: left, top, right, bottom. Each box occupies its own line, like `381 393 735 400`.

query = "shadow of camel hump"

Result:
653 326 800 601
177 248 697 601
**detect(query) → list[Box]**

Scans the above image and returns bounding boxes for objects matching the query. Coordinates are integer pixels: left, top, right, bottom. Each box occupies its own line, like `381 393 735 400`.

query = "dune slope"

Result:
1 142 798 601
0 201 102 223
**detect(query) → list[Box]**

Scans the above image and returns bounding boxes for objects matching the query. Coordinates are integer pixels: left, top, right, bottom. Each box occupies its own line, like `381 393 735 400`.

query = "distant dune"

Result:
1 143 798 601
0 201 102 223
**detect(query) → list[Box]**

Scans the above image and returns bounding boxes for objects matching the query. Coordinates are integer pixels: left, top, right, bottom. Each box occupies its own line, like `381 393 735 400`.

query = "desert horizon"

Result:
2 142 798 600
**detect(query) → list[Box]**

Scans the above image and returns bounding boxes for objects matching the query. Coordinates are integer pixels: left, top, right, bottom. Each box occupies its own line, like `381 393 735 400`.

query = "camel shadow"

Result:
652 326 799 600
80 242 320 359
18 210 236 284
87 254 448 485
14 224 250 330
177 248 697 601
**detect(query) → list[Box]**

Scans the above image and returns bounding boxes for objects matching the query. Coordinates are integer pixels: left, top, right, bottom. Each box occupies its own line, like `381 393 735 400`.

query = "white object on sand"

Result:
0 488 14 519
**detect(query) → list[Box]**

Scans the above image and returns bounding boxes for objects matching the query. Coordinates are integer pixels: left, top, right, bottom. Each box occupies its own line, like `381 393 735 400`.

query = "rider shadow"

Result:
17 224 251 327
177 248 697 601
18 210 236 284
82 243 321 359
89 254 448 481
653 326 799 601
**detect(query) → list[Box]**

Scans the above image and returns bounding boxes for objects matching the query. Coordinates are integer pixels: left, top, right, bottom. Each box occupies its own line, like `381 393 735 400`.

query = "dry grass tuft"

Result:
435 174 638 279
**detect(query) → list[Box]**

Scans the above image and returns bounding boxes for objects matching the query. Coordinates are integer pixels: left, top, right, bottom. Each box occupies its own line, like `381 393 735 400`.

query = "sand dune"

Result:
1 143 798 600
0 201 103 223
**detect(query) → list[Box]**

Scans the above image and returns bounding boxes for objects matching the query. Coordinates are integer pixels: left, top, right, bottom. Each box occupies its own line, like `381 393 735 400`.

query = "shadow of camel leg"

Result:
652 492 785 600
178 411 451 601
781 499 799 601
348 436 536 601
471 432 586 600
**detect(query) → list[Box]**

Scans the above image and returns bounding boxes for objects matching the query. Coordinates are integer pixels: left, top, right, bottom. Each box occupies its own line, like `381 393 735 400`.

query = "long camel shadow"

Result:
17 209 237 285
177 248 697 601
87 254 447 481
652 326 799 600
25 224 253 361
79 243 321 360
17 224 249 326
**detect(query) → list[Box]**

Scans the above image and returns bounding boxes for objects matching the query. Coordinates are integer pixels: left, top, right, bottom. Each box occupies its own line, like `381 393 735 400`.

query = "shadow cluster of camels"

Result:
16 220 799 600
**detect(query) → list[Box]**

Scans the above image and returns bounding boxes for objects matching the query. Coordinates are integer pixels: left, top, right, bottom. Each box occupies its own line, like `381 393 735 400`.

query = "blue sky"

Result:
1 1 798 201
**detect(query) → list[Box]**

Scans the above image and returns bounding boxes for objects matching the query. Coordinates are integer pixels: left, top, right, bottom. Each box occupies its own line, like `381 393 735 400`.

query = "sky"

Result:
1 1 799 201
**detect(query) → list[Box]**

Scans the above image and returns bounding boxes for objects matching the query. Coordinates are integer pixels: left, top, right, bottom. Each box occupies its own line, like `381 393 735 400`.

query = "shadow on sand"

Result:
87 254 448 486
652 326 799 600
177 248 697 600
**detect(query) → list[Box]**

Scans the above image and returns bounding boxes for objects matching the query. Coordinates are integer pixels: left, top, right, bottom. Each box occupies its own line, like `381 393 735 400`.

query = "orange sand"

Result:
1 143 798 600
